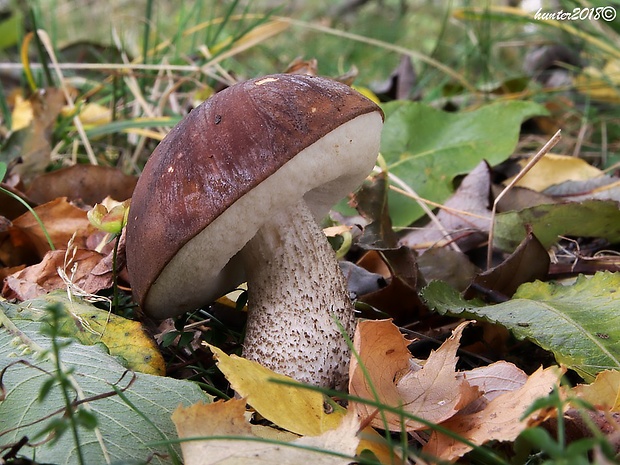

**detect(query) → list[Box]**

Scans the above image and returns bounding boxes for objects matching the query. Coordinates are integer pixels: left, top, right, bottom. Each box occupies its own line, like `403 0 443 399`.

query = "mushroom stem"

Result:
240 198 355 389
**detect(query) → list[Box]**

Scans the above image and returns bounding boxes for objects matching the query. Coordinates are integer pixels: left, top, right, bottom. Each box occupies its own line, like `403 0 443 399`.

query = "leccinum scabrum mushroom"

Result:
125 74 384 389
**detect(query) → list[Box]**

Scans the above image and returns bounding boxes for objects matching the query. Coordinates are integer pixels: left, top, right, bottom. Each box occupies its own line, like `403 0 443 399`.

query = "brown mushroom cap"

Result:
126 73 383 318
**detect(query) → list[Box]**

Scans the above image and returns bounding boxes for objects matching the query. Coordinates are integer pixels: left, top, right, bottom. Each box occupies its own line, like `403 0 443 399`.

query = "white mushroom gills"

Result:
240 198 355 390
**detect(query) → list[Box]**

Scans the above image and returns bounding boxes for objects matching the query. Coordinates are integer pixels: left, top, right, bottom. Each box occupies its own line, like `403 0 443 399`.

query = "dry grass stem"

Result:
384 170 462 253
36 30 98 165
486 129 562 268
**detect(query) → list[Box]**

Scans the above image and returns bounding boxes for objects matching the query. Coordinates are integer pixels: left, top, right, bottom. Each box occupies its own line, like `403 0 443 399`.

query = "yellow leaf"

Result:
172 398 359 465
572 370 620 411
575 61 620 104
207 344 343 436
352 85 381 104
506 153 603 192
11 94 33 131
207 344 401 463
25 292 165 375
63 102 113 125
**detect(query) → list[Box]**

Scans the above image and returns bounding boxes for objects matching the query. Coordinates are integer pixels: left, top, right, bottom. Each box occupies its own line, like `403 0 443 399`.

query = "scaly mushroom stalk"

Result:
241 199 354 389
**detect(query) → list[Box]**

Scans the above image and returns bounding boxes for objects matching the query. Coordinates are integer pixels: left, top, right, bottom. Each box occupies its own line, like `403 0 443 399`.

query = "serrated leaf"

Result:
421 272 620 381
0 303 211 464
381 100 547 227
494 199 620 252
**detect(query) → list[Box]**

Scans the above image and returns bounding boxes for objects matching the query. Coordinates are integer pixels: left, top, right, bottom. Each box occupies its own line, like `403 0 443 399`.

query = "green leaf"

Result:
494 200 620 252
3 292 166 376
0 302 211 464
380 100 547 227
421 272 620 381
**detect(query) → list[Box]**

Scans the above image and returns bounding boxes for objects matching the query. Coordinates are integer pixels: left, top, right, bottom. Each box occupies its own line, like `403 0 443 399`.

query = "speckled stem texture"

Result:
240 199 355 390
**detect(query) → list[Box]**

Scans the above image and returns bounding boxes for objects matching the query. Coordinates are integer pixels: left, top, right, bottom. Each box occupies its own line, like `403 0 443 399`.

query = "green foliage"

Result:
422 271 620 381
380 100 548 227
494 200 620 252
0 301 211 464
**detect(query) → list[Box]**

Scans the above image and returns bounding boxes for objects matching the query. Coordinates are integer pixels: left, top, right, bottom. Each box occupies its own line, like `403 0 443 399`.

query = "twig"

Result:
380 168 462 253
36 30 98 165
486 129 562 269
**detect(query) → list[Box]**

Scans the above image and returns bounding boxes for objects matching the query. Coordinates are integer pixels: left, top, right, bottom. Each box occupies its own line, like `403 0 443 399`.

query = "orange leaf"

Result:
11 197 90 256
423 366 561 462
349 320 480 431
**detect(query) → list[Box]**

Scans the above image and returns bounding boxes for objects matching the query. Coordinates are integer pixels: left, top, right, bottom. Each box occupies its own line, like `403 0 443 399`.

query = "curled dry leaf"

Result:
349 318 559 459
423 366 561 462
172 398 360 465
2 248 111 300
349 319 480 431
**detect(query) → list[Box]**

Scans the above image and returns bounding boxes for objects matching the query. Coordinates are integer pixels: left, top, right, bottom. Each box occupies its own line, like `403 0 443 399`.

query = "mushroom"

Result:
125 74 383 389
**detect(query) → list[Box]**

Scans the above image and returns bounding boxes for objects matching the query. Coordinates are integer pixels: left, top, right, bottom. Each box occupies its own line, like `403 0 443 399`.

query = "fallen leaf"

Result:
208 344 343 437
172 398 359 465
26 164 137 206
423 272 620 381
399 161 492 252
494 199 620 252
208 345 399 463
465 226 549 301
572 370 620 411
351 171 400 250
349 320 480 431
505 153 603 192
2 248 111 300
2 291 165 375
423 366 561 462
458 361 529 414
62 102 112 125
417 248 479 292
381 100 547 227
575 61 620 104
0 300 206 463
10 197 91 257
7 88 65 182
356 247 427 325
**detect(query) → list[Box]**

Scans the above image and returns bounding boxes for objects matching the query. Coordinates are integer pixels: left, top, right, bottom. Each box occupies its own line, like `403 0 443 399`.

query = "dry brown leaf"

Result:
423 366 561 462
2 248 111 300
10 197 91 257
458 361 529 414
172 398 359 465
399 161 491 252
26 164 137 206
349 319 480 431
